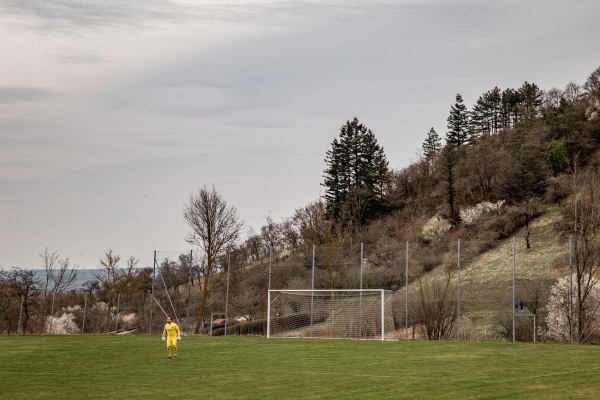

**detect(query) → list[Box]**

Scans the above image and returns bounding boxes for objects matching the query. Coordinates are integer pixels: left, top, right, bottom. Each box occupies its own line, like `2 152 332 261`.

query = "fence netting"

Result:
3 236 596 342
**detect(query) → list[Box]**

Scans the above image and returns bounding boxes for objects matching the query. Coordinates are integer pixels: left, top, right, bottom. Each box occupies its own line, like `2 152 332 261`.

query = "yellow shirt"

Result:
163 322 180 338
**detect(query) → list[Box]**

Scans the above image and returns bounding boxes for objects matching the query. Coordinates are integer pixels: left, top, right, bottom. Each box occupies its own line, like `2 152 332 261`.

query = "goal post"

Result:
267 289 394 341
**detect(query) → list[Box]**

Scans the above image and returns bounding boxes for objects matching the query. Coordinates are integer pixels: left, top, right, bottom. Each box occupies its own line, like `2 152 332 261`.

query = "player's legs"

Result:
167 337 177 359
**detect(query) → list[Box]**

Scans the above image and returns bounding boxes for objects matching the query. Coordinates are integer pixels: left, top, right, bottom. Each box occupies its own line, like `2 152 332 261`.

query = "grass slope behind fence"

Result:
1 336 600 399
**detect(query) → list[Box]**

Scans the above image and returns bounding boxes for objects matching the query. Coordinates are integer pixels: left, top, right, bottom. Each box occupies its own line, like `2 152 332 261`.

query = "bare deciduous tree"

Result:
291 199 356 288
261 213 283 255
39 248 78 332
243 227 263 263
4 268 40 334
559 168 600 342
563 81 584 103
94 250 121 332
412 272 458 340
183 185 243 334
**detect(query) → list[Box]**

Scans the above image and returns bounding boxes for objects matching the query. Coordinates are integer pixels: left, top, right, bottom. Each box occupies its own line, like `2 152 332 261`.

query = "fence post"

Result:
82 293 88 334
457 239 461 341
359 243 364 339
312 245 315 291
49 294 55 335
150 250 156 335
186 249 192 336
268 246 272 291
360 243 364 290
310 245 315 338
267 290 271 339
18 296 24 335
405 241 409 341
569 235 573 344
512 237 516 343
225 251 230 337
115 292 121 332
380 289 385 341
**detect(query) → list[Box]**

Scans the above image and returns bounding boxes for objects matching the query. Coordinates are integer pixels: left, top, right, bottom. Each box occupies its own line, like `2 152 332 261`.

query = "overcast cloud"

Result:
1 0 599 268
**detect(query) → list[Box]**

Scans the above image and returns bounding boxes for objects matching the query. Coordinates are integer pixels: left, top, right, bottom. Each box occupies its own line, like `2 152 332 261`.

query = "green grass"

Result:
1 336 600 399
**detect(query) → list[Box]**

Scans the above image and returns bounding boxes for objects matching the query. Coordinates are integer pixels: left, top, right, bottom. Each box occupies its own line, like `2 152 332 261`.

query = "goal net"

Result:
267 289 394 341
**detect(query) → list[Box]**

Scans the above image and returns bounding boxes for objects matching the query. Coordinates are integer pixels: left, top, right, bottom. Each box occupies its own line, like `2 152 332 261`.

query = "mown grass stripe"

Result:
1 336 599 399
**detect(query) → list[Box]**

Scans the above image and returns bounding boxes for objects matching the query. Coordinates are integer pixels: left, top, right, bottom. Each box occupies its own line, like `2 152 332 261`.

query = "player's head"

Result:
167 316 172 323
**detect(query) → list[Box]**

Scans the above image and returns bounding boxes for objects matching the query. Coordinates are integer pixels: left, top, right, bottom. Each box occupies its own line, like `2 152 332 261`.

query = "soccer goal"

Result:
267 289 394 341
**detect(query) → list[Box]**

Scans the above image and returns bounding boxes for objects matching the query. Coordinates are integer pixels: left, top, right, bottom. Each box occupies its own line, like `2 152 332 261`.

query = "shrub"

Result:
422 216 452 243
459 200 506 227
211 319 267 336
46 308 80 335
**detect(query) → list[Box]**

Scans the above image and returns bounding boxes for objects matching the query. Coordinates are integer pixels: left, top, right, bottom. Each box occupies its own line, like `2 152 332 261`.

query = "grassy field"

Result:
1 335 600 399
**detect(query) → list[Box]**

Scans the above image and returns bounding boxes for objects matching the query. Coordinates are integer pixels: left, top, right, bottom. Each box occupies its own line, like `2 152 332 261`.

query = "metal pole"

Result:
186 250 192 336
267 290 271 339
534 313 537 343
312 245 316 290
200 260 205 330
49 294 55 335
569 235 573 344
310 244 315 337
405 241 409 341
18 296 24 335
457 239 461 341
360 243 364 290
381 289 385 341
268 246 272 291
115 292 121 332
359 242 364 338
512 237 516 343
150 250 156 335
82 293 88 334
225 251 230 336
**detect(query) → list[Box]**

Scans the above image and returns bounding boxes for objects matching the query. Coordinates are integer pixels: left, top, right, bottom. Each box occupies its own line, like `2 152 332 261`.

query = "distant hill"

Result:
32 269 116 290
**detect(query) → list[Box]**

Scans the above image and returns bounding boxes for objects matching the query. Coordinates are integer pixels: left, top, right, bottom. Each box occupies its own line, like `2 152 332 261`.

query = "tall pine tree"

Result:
422 127 442 175
518 81 543 122
422 127 442 160
501 88 521 128
441 143 458 224
446 94 469 149
470 87 503 140
323 118 390 226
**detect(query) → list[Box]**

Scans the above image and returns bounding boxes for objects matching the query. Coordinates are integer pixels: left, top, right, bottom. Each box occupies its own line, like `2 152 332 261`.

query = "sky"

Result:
1 0 599 269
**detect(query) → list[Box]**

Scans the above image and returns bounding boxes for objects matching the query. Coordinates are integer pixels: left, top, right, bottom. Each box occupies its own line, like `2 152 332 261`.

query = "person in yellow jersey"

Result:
162 316 181 359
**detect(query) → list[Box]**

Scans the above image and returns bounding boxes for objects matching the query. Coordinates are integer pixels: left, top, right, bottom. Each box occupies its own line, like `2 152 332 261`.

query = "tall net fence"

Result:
0 291 199 336
0 250 203 336
266 237 580 342
3 236 597 342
